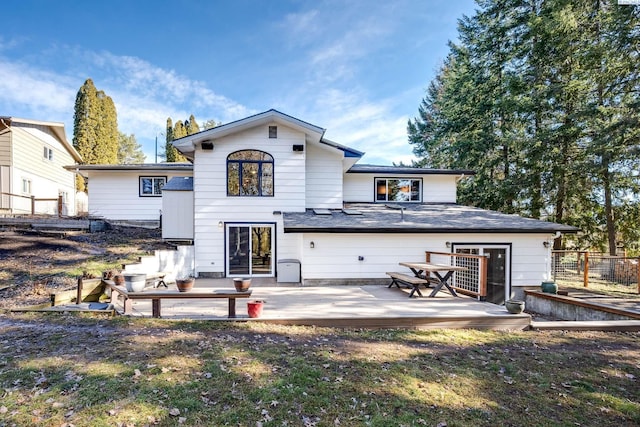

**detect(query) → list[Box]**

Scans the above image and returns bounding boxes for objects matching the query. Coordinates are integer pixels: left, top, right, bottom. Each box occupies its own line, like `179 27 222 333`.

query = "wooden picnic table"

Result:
398 262 468 297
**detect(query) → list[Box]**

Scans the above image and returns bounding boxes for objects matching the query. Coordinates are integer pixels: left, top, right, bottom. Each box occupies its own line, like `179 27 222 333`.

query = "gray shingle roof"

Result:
162 176 193 191
347 164 475 175
283 203 579 234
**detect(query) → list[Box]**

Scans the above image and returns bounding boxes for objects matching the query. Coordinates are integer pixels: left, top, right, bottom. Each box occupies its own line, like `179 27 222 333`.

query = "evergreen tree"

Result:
72 78 119 191
164 115 205 162
118 132 146 164
408 0 640 254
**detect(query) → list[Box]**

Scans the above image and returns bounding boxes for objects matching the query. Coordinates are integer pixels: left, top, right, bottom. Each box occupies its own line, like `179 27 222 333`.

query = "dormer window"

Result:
227 150 274 196
376 178 421 202
268 126 277 139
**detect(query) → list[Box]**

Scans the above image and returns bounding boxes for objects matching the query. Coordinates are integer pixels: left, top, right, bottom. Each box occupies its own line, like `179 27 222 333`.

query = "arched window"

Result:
227 150 274 196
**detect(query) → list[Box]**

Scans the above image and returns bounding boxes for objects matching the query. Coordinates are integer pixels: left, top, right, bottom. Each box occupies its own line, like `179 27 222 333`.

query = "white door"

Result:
226 224 274 277
454 245 511 304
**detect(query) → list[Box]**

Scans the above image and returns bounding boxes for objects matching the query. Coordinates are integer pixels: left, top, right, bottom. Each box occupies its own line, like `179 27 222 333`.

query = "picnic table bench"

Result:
386 272 437 297
102 280 251 318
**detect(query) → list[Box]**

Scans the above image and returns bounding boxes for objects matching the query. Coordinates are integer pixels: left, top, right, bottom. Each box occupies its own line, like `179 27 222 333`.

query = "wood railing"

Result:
0 192 64 216
425 251 488 299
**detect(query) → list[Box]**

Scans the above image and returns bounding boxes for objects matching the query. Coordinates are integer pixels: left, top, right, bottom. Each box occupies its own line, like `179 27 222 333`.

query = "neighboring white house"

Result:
0 117 81 216
160 109 578 303
68 163 193 224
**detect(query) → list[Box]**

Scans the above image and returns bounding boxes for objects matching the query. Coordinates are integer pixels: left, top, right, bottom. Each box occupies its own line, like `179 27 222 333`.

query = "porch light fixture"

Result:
310 241 315 249
543 241 550 248
218 221 223 228
446 241 451 248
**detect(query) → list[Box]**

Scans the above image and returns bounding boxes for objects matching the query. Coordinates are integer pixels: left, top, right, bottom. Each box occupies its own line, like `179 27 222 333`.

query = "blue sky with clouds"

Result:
0 0 477 165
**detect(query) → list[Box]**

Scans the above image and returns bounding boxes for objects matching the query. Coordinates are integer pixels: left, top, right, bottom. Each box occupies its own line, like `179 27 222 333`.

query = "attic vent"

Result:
313 209 332 215
342 209 362 215
269 126 277 138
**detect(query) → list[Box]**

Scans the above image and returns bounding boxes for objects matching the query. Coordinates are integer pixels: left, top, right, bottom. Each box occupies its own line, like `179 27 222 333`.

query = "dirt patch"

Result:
0 225 172 309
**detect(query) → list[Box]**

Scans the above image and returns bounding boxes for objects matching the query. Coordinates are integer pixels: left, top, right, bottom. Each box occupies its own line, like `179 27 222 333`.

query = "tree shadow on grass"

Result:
0 316 638 426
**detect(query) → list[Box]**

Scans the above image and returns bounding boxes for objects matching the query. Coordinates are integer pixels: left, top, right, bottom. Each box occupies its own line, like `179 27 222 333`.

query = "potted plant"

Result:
176 276 195 292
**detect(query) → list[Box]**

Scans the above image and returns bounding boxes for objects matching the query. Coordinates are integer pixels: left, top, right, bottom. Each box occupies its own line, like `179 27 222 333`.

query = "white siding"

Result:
297 232 552 287
162 190 194 239
10 126 77 215
343 173 458 203
87 170 191 220
305 143 343 208
193 122 308 275
424 175 458 203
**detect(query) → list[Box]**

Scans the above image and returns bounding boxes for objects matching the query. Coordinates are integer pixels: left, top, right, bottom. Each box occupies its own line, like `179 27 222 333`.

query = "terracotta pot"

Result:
233 277 252 292
176 278 195 292
113 275 125 286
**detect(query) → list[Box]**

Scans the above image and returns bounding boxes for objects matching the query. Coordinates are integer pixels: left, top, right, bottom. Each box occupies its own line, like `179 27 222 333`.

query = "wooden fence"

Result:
0 192 64 216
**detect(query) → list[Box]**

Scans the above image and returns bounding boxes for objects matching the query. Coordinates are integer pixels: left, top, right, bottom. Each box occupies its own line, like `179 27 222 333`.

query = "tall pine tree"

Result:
73 79 119 191
409 0 640 254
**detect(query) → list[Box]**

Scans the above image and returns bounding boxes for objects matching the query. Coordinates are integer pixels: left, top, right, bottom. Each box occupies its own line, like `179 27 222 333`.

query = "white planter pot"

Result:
124 273 147 292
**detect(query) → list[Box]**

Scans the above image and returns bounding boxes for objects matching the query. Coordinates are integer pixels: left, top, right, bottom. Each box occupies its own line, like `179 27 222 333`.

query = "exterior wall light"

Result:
218 221 223 228
310 241 315 249
543 241 550 248
446 241 451 248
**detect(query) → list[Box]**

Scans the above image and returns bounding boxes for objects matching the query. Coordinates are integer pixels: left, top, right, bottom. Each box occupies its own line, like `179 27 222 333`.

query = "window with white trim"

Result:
22 178 32 195
43 146 53 161
376 178 421 202
139 176 166 197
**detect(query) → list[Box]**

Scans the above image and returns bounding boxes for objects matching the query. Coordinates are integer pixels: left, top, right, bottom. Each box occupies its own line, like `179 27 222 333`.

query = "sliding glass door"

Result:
226 224 274 277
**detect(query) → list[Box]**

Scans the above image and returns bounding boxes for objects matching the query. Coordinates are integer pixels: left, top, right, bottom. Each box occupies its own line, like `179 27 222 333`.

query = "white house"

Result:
161 109 577 303
0 117 81 215
68 163 193 224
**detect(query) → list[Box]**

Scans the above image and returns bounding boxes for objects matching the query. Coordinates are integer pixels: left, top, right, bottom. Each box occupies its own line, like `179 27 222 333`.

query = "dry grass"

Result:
0 314 638 426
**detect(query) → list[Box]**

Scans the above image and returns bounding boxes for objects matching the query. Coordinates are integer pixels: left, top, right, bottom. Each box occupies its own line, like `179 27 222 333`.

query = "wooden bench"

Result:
386 272 435 298
102 280 251 318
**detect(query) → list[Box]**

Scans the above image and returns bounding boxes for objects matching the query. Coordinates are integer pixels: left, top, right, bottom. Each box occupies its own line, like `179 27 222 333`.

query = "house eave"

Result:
283 227 579 234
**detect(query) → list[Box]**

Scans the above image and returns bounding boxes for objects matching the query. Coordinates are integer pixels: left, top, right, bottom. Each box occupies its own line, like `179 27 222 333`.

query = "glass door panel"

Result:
455 245 509 305
228 226 250 276
251 226 272 275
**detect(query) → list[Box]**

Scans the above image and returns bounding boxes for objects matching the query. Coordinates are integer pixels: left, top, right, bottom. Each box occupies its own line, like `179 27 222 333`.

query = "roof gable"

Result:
1 116 82 162
173 109 329 157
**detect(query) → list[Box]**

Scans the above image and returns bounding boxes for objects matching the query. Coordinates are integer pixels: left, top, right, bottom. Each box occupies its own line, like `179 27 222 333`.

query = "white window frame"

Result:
43 146 53 161
22 178 32 195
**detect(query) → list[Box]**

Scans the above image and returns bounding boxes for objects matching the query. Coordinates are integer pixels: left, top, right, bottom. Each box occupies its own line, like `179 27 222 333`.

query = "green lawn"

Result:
0 314 638 426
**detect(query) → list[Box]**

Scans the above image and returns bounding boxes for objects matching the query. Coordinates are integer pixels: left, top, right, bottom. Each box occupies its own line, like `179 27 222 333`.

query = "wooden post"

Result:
76 277 83 304
425 251 431 263
57 195 63 217
637 258 640 294
31 195 35 215
583 252 589 288
479 256 488 299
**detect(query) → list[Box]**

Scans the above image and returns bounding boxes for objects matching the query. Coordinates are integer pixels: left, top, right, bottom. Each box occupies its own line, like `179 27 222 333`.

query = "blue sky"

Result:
0 0 477 165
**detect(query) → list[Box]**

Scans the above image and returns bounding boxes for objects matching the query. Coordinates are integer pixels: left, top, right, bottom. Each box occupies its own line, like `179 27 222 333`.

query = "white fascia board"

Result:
172 109 326 154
